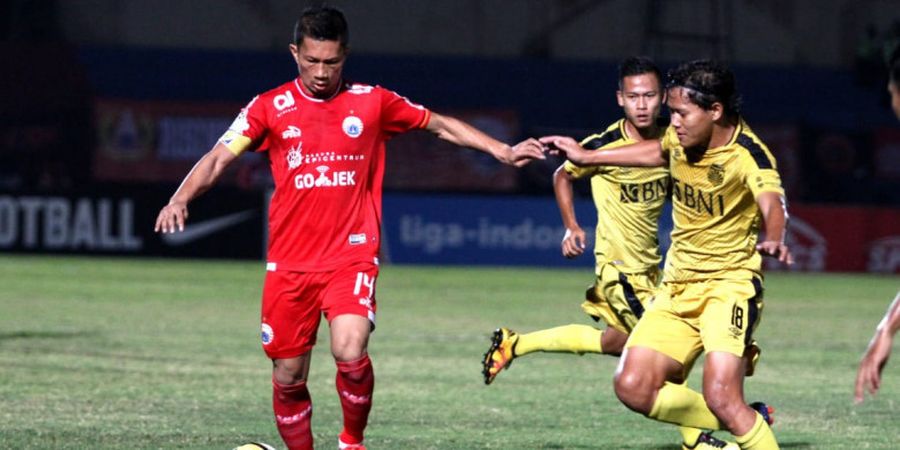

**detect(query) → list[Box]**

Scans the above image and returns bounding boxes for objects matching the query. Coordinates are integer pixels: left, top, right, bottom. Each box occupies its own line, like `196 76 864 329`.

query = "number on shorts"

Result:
731 304 744 329
353 272 375 298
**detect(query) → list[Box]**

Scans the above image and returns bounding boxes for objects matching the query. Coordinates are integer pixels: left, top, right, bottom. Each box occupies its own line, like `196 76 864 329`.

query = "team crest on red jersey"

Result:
342 115 363 138
261 323 274 345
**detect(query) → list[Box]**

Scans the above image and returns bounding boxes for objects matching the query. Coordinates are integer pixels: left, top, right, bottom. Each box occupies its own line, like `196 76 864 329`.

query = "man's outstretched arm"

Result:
539 135 666 167
425 112 545 167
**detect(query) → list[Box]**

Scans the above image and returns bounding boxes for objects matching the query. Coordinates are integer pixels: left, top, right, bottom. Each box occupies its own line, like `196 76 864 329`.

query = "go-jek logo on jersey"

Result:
342 115 363 138
294 165 356 190
281 125 302 139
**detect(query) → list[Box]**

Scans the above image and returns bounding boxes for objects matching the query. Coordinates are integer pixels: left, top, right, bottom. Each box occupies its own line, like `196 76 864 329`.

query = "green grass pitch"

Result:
0 255 897 449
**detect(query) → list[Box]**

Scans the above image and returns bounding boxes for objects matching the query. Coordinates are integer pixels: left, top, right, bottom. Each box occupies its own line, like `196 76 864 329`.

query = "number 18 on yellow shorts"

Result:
625 278 764 367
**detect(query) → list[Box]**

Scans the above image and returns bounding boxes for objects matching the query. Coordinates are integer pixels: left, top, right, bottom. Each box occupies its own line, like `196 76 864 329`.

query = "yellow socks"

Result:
514 324 604 356
648 382 723 430
735 412 779 450
678 426 703 447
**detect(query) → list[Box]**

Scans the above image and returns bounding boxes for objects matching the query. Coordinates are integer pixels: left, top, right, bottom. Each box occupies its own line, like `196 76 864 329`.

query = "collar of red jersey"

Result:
294 78 345 103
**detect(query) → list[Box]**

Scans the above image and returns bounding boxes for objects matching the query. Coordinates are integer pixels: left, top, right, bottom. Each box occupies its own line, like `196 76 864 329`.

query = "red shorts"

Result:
260 261 378 359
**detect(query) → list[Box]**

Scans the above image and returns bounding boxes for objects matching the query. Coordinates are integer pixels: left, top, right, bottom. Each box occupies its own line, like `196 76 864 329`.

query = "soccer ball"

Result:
232 443 276 450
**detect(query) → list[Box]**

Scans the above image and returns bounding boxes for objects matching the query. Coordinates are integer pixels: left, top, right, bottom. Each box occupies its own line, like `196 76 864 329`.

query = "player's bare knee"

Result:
614 370 653 412
272 359 307 385
331 338 367 362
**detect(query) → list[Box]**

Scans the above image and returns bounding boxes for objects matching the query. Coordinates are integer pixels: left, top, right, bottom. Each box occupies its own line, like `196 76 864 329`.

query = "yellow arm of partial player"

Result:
154 143 239 233
425 112 545 167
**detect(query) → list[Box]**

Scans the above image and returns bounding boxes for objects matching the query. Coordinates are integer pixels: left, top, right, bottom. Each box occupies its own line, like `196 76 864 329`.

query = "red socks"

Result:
272 377 313 450
335 354 375 445
271 355 373 449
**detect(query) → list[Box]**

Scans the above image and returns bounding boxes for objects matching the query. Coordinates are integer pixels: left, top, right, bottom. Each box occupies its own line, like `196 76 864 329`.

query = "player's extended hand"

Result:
539 135 590 165
756 240 794 265
155 202 189 233
561 227 587 259
506 138 547 167
854 333 892 404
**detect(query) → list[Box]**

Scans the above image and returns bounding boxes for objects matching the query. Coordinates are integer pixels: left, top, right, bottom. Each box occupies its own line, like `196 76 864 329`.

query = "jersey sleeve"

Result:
219 95 269 155
659 126 679 159
562 159 601 178
379 88 431 137
744 163 785 199
562 134 613 178
735 135 785 199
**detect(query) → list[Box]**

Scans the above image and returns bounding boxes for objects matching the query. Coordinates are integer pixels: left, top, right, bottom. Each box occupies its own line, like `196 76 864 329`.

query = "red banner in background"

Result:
765 205 900 273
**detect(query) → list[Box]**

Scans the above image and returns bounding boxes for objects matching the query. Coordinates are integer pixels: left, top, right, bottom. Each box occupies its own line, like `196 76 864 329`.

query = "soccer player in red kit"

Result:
154 6 545 450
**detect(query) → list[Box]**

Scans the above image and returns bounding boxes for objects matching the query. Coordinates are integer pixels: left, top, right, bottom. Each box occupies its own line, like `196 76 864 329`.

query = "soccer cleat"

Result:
750 401 775 426
744 341 761 377
482 328 519 385
682 431 739 450
338 438 366 450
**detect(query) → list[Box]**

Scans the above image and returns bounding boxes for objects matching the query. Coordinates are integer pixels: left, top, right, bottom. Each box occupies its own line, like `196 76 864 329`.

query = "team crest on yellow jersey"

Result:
708 164 725 186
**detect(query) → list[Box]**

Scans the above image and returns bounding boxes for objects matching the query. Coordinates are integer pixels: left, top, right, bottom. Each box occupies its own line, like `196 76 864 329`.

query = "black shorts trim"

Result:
618 273 645 320
745 278 763 345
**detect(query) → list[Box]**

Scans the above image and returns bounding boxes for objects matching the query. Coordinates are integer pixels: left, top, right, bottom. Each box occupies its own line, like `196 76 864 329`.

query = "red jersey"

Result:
219 79 431 271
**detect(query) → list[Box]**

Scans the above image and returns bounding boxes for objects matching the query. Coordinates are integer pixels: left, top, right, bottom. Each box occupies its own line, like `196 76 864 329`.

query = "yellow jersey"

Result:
564 119 669 274
660 119 784 281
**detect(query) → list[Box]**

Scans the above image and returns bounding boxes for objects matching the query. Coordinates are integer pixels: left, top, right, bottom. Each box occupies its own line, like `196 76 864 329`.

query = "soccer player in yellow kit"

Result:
543 60 792 450
483 57 738 449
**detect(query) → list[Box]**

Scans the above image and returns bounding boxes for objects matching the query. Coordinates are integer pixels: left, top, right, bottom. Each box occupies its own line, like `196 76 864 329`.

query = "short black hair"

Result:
667 59 742 116
293 5 349 48
618 56 662 90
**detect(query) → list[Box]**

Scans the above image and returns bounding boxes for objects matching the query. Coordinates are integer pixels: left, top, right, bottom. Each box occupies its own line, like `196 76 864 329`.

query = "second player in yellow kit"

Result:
570 118 668 334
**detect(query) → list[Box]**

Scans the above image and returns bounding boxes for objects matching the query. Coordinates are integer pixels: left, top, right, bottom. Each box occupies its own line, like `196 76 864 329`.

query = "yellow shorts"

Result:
581 263 661 334
625 278 764 366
